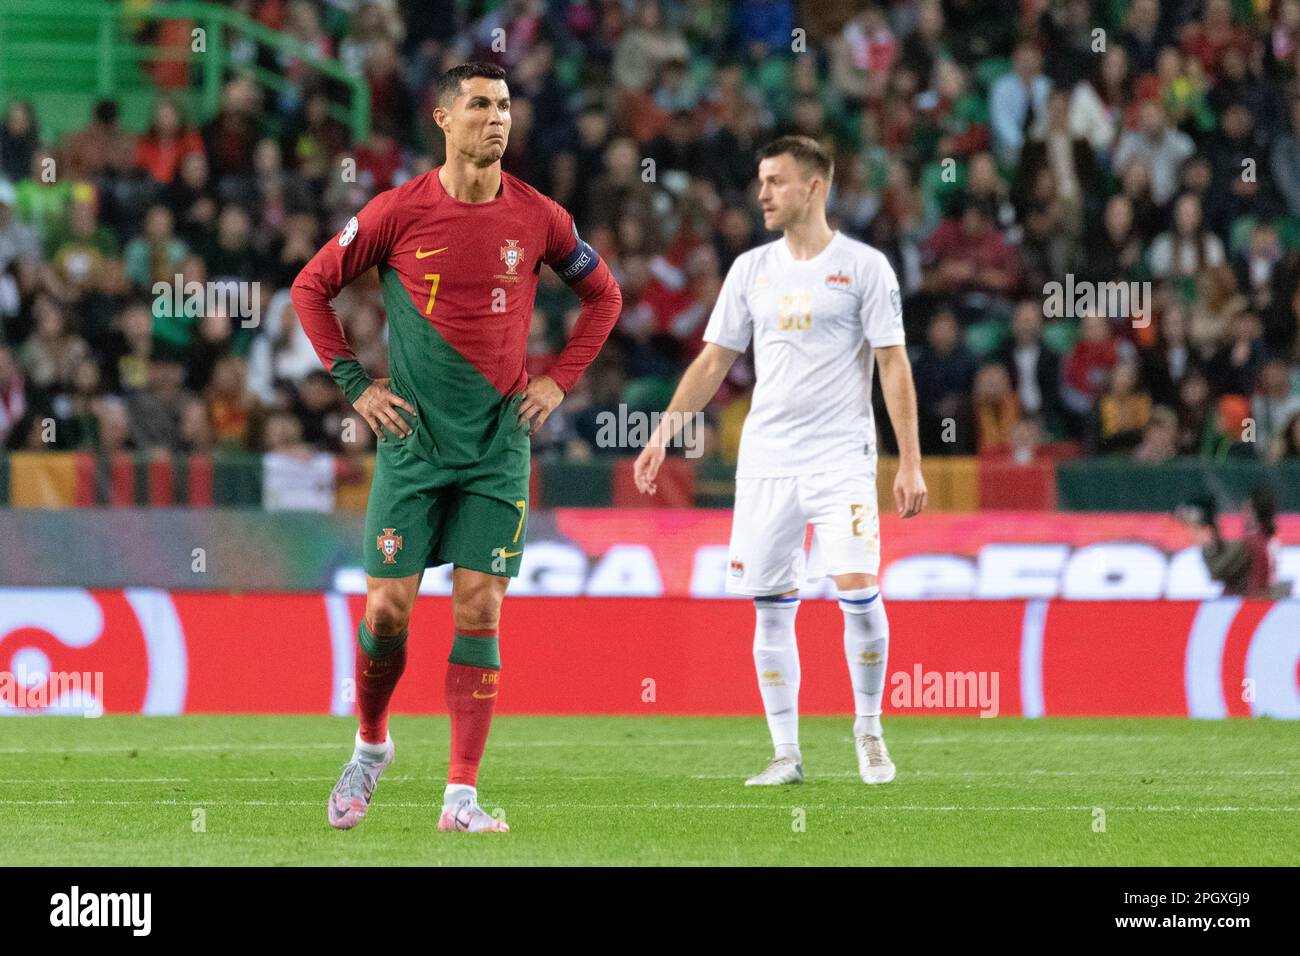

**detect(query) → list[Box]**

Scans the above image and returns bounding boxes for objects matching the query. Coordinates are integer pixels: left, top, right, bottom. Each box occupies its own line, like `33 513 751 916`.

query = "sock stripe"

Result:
754 596 800 604
357 620 409 659
450 631 501 670
839 594 880 606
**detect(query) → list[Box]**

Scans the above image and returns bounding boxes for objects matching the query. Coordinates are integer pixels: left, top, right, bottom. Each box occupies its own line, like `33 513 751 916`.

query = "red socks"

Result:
445 629 501 786
356 620 408 745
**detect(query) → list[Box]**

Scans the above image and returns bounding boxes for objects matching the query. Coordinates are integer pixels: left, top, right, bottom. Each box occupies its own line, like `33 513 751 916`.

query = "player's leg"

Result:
327 572 422 829
437 566 509 832
329 442 438 829
434 481 525 832
729 476 809 785
806 468 895 784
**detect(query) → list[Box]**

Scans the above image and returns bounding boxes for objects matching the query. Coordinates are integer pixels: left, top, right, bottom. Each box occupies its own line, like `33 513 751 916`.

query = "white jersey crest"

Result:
704 232 905 477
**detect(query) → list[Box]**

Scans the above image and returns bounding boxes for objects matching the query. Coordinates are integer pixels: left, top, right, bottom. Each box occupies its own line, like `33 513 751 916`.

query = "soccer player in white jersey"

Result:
634 135 927 785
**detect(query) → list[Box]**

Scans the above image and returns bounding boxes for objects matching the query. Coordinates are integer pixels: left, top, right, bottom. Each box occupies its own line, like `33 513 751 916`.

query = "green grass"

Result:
2 716 1297 866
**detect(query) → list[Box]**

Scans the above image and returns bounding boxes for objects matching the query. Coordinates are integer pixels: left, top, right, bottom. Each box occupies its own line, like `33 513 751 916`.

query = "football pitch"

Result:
3 715 1297 866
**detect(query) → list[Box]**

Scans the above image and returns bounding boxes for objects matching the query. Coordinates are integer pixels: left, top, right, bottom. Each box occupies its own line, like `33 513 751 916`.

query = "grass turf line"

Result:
1 715 1297 866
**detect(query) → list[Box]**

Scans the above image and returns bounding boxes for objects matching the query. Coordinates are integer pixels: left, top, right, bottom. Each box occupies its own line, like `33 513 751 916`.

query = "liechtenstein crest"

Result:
376 528 403 564
499 239 523 275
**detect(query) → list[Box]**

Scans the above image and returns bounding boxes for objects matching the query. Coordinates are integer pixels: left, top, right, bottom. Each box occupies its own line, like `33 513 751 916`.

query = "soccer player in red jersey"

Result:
291 63 621 832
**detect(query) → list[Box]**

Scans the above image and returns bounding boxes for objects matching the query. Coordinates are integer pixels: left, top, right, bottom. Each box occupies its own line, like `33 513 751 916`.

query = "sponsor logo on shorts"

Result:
376 528 403 564
729 558 745 577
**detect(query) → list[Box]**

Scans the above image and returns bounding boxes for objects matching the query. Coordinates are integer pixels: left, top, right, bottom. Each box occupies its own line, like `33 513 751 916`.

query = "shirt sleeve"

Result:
702 257 754 352
289 189 401 402
540 196 622 392
860 250 905 348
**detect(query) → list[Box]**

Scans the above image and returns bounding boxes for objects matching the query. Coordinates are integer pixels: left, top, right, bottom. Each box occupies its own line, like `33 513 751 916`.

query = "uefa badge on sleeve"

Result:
339 216 359 247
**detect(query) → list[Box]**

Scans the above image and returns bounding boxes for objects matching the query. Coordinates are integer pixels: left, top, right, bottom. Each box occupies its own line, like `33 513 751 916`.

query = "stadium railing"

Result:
0 0 369 140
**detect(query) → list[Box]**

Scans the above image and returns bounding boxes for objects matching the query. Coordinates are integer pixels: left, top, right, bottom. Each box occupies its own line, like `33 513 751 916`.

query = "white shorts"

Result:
725 466 881 596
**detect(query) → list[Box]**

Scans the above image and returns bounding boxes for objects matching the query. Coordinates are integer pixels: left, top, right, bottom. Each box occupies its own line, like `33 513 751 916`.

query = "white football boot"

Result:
327 732 393 829
438 787 509 833
744 755 804 786
855 733 896 784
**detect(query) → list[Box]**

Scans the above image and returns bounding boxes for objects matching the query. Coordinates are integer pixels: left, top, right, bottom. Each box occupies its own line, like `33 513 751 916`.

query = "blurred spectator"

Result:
995 299 1063 435
1271 409 1300 462
1139 302 1197 408
911 309 977 454
136 98 205 186
0 346 25 445
0 101 39 184
18 295 89 392
989 42 1052 166
126 360 187 451
1133 404 1179 463
62 99 136 180
124 205 188 290
1061 313 1135 425
1253 357 1300 450
1090 359 1153 455
1149 193 1226 279
1112 101 1195 205
972 362 1019 452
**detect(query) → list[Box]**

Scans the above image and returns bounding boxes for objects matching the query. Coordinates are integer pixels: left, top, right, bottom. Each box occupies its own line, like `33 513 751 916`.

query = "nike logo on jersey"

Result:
415 246 448 259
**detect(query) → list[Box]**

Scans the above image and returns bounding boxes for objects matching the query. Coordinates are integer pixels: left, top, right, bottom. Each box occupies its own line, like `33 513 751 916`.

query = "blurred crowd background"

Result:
1 0 1300 468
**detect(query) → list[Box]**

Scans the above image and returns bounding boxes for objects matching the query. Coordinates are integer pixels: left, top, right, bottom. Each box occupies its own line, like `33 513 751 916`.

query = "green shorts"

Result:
362 411 530 579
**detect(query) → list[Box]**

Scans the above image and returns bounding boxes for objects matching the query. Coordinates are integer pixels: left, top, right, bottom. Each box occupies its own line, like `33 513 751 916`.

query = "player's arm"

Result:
634 343 741 495
862 254 926 518
518 207 623 434
635 256 751 495
289 194 415 441
876 345 927 518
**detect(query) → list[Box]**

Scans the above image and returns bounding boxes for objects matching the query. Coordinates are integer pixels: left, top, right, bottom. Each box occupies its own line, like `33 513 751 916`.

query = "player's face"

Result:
439 77 511 166
756 155 819 232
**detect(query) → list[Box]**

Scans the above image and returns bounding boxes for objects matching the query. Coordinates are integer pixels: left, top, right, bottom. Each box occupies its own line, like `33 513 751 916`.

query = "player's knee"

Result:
366 593 413 637
834 573 877 592
453 589 503 632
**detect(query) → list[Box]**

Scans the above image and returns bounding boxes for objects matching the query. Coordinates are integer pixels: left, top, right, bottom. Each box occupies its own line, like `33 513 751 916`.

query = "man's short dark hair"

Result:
758 135 834 183
436 63 508 107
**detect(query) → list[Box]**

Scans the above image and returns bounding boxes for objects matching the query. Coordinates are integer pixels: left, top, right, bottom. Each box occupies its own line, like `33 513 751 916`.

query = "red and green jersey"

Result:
291 168 621 466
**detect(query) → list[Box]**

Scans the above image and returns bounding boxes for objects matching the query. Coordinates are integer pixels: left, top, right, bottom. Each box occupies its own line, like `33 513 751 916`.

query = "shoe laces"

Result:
337 758 380 801
857 735 888 766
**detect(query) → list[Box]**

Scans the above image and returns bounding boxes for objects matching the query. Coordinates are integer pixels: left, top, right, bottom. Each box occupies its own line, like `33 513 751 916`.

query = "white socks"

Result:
354 730 390 762
444 783 476 807
752 596 801 761
839 587 888 728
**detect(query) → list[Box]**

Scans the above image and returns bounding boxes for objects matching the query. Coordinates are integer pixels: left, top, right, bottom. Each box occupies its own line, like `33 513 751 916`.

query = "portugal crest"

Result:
499 239 523 275
376 528 403 564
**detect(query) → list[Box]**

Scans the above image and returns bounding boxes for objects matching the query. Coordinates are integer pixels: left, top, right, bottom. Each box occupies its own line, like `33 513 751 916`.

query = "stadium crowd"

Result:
1 0 1299 467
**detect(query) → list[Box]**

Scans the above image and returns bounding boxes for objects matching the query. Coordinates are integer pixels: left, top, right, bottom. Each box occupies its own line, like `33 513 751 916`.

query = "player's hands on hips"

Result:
633 442 666 495
355 377 416 441
894 461 927 518
518 374 564 436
